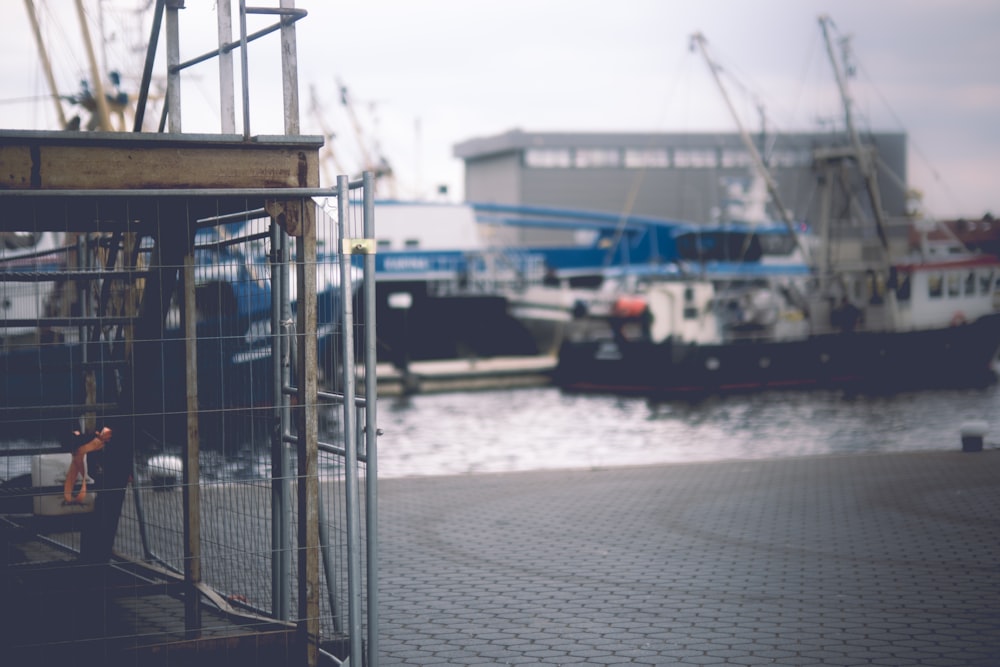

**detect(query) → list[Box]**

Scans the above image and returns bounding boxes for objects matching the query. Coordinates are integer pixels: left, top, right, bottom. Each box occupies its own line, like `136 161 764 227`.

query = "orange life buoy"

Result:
950 312 967 327
612 296 648 319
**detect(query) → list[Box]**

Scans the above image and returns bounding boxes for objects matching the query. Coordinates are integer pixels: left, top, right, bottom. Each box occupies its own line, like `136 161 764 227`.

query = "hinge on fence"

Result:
342 239 376 255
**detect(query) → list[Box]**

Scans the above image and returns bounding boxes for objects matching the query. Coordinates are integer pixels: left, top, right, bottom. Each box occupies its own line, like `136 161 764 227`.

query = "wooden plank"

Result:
0 130 321 191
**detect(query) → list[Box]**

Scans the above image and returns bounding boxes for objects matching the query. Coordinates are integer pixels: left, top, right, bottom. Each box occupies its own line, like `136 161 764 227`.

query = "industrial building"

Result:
454 129 911 251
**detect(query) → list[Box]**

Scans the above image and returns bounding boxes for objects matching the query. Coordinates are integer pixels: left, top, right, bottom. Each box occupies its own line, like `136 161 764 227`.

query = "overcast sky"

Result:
2 0 997 219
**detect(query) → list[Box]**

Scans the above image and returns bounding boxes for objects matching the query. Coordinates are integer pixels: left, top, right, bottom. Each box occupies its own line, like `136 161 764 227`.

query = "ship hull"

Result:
555 314 1000 395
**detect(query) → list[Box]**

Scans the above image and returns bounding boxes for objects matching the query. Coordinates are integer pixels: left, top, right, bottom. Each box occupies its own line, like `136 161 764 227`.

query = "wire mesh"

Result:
1 188 376 664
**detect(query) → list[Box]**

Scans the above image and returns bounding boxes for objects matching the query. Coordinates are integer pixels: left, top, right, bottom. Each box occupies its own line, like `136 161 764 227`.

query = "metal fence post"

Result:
271 221 292 621
338 175 365 666
363 170 380 665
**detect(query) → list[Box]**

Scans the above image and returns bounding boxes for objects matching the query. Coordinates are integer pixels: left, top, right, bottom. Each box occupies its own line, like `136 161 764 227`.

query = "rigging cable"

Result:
605 42 694 267
853 60 965 218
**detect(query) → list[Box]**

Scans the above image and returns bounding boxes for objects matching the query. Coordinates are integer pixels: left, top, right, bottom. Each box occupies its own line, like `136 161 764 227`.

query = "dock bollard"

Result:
960 421 987 453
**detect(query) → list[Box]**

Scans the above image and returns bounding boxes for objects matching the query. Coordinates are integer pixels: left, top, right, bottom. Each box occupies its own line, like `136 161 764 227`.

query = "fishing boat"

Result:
366 200 724 363
491 205 814 356
362 200 549 366
552 18 1000 395
554 251 1000 394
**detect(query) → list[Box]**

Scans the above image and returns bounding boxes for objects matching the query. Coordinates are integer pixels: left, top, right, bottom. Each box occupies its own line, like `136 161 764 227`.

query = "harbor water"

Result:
376 382 1000 479
4 381 998 484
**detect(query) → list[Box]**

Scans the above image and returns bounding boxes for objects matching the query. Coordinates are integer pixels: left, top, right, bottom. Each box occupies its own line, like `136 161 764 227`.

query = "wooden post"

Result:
292 199 320 667
182 244 202 636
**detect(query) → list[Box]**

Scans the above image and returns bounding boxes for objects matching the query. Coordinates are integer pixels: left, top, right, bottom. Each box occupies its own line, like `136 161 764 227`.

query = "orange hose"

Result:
63 427 112 504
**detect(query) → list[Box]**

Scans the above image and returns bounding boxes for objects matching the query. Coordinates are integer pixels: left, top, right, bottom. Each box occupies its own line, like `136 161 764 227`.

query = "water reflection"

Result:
377 384 1000 478
3 385 993 484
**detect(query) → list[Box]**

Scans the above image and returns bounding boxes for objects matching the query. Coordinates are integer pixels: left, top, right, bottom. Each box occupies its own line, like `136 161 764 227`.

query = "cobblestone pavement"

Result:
376 450 1000 665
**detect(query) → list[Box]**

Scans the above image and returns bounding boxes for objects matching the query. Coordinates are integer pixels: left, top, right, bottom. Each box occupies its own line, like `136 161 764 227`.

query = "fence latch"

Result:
342 239 376 255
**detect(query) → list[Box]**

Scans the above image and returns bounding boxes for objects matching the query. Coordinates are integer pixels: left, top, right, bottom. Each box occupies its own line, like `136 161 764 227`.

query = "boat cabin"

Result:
892 256 1000 330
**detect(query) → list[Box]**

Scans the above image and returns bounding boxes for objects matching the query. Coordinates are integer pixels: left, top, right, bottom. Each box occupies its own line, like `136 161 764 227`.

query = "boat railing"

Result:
427 246 547 297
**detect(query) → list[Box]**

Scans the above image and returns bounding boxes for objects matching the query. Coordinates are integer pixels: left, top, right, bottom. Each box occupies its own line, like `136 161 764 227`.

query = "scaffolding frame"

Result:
1 3 377 666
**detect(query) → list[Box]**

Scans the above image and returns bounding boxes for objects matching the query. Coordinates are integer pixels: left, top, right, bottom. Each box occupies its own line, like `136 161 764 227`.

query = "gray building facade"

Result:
454 129 909 247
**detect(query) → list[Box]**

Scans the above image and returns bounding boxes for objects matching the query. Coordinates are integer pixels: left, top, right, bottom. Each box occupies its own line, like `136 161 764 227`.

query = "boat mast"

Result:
690 32 810 264
818 15 898 329
75 0 114 131
23 0 68 128
309 84 349 186
818 15 891 253
217 0 237 134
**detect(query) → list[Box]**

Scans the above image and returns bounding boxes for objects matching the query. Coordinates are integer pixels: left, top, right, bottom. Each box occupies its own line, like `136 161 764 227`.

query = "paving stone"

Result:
375 450 1000 664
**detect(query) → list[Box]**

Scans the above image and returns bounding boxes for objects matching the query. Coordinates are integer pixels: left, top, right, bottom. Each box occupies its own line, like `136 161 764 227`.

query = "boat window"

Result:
965 272 976 296
405 239 420 249
894 272 911 301
852 278 865 302
947 272 961 297
568 275 604 289
980 270 994 295
674 231 763 262
757 233 796 256
928 274 943 298
867 272 885 305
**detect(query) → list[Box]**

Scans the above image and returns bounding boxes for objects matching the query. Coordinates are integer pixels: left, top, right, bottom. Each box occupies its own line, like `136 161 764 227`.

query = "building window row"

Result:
523 147 813 169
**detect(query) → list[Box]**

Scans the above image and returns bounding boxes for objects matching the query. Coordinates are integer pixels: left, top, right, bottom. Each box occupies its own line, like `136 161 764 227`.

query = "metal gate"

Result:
106 178 380 664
